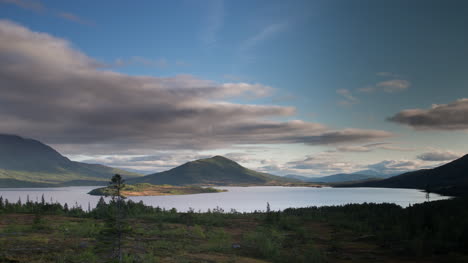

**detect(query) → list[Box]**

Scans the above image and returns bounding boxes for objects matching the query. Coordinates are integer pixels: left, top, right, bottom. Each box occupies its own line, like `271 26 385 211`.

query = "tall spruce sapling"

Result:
108 174 127 262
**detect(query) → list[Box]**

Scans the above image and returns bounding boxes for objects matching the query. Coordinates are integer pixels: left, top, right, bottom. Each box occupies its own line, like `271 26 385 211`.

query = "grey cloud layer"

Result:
417 151 461 161
388 98 468 130
0 20 392 154
280 154 441 177
336 143 414 152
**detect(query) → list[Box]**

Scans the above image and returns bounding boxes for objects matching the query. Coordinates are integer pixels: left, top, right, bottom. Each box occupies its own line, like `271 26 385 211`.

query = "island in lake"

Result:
88 183 226 196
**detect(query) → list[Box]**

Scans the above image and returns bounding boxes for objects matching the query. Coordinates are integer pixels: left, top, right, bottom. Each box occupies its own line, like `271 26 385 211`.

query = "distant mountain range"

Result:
3 134 467 195
342 154 468 196
284 172 392 184
0 134 141 187
0 134 300 187
128 155 298 186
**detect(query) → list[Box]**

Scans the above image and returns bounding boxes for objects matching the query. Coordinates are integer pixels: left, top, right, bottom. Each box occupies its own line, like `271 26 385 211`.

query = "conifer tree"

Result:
99 174 127 262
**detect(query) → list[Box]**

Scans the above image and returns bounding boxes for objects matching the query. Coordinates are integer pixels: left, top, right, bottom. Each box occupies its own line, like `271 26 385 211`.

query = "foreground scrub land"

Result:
88 183 226 196
1 196 468 263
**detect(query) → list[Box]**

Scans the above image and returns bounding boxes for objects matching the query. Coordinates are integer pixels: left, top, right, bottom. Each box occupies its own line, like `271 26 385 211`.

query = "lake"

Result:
0 186 450 212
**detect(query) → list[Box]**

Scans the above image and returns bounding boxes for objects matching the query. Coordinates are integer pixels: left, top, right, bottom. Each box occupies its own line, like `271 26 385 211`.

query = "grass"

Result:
1 211 464 263
0 212 318 262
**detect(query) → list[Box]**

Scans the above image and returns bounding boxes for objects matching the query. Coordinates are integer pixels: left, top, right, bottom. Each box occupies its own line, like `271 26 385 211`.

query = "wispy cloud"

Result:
201 0 224 47
376 72 402 78
365 159 423 175
358 73 411 93
0 0 43 12
57 12 95 26
271 152 362 176
357 86 376 93
260 152 446 177
240 22 288 52
376 79 410 93
238 22 288 62
336 89 359 105
338 73 410 105
1 0 93 26
175 60 189 67
336 143 415 152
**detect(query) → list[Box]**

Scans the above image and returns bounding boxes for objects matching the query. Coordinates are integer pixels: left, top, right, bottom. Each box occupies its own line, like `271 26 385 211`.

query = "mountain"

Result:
0 134 141 187
350 169 401 178
285 173 381 183
284 174 318 182
128 155 298 186
342 154 468 196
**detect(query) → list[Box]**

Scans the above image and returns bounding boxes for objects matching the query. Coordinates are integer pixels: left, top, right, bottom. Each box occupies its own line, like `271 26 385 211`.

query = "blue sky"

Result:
1 0 468 176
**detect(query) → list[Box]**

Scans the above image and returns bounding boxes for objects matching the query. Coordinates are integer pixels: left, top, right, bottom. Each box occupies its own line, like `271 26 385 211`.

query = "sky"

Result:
1 0 468 176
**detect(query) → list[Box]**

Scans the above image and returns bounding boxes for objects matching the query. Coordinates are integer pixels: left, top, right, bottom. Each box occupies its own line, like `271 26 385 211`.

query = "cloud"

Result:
58 12 95 26
175 60 189 67
82 150 268 174
376 79 410 93
238 22 288 62
284 153 361 175
112 57 168 68
336 143 414 152
376 72 401 78
260 152 446 177
0 20 393 155
336 89 359 105
83 152 213 173
357 73 410 94
364 159 437 175
0 0 43 12
357 86 375 93
342 75 410 104
388 98 468 130
1 0 92 26
201 0 224 46
417 150 461 161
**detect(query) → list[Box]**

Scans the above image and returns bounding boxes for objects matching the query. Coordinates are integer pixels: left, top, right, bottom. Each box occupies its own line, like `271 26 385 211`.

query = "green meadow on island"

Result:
88 184 226 197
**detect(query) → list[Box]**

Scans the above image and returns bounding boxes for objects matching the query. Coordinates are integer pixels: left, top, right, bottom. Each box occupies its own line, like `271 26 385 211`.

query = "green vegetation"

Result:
88 183 226 196
1 192 468 262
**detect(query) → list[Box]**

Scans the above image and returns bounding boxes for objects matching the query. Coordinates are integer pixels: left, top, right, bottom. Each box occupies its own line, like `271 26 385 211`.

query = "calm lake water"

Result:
0 186 450 212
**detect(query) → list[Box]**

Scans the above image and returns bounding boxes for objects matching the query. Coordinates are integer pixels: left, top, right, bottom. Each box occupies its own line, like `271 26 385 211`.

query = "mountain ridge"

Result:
285 173 382 183
341 154 468 196
0 134 141 187
128 155 300 186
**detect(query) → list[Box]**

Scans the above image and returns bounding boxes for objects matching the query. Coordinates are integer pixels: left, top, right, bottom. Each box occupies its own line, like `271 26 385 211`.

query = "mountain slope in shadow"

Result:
341 154 468 196
0 134 140 187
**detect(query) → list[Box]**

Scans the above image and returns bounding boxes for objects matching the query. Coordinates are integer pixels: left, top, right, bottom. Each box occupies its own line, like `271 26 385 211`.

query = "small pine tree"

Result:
98 174 128 262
